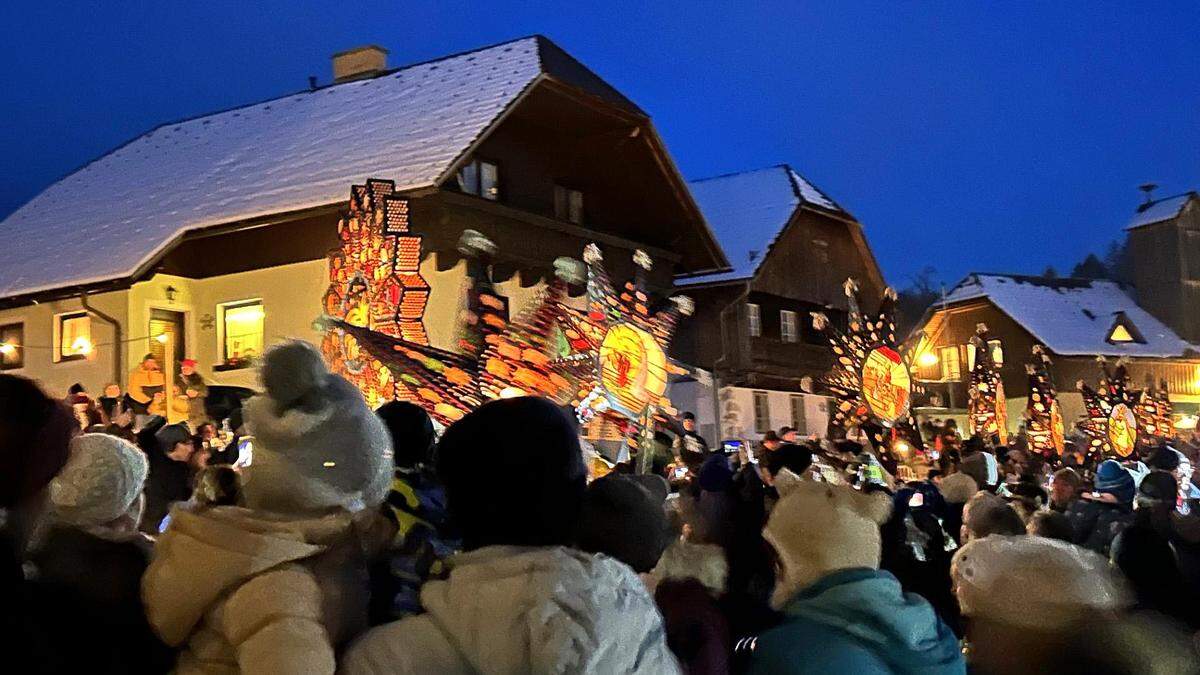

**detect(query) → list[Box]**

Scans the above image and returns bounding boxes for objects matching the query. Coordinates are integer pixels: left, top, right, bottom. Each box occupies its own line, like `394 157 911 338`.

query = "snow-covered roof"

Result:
677 165 846 286
941 273 1197 358
0 37 554 298
1126 192 1196 229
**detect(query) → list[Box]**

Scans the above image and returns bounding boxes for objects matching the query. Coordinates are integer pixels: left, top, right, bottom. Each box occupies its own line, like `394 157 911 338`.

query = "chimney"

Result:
332 45 389 83
1138 182 1158 207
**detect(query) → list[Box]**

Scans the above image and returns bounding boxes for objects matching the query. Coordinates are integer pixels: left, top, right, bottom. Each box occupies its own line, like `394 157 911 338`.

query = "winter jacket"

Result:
747 568 965 675
1065 496 1133 556
655 578 730 675
341 545 681 675
142 452 193 534
142 506 382 675
29 525 174 674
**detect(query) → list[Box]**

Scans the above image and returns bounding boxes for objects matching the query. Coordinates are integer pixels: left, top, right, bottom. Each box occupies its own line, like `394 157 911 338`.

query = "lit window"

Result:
457 158 499 201
220 300 264 367
753 391 771 433
780 310 799 343
747 303 762 337
988 339 1004 366
790 395 806 433
55 312 91 362
0 323 23 370
554 185 585 224
939 346 961 381
1109 324 1135 343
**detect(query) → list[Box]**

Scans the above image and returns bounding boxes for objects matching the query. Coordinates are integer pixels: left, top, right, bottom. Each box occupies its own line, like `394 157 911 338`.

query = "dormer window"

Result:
1106 312 1146 345
457 158 499 201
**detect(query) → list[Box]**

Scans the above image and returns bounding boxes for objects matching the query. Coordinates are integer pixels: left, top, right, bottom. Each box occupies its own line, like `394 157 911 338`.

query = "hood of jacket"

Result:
418 545 679 674
141 505 358 645
783 568 962 673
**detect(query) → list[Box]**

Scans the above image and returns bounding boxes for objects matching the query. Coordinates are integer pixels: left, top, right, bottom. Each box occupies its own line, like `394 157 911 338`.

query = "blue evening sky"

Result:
1 2 1196 287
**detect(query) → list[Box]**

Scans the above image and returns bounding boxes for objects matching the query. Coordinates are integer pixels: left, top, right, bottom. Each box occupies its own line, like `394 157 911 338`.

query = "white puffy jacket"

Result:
340 545 681 675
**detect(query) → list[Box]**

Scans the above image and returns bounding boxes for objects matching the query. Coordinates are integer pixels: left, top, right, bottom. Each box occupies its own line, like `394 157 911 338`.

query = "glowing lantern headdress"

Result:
813 279 922 453
967 324 1008 445
1024 345 1064 457
1077 357 1140 459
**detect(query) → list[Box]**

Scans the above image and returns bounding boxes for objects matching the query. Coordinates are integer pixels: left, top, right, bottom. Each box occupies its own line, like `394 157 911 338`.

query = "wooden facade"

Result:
675 203 886 391
1128 194 1200 343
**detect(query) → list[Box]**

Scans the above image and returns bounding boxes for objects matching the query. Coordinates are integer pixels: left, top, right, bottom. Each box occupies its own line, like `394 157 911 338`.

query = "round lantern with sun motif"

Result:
597 323 669 419
1107 403 1138 458
860 346 911 426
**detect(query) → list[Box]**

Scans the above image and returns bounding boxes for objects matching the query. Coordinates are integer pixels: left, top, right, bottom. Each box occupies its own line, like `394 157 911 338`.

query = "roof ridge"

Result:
1135 190 1197 213
688 163 792 184
43 36 544 189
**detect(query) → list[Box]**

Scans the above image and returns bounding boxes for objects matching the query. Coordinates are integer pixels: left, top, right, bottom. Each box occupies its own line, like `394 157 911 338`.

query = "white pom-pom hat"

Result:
50 433 149 527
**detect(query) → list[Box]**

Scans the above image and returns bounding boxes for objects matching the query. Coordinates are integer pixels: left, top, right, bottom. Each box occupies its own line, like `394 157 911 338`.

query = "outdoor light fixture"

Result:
917 351 938 367
156 333 169 344
165 286 178 303
71 337 93 355
0 342 15 356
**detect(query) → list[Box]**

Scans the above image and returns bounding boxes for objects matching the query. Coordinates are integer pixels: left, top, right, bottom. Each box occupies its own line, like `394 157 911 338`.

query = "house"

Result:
1126 190 1200 343
670 164 887 443
0 36 727 400
912 273 1200 432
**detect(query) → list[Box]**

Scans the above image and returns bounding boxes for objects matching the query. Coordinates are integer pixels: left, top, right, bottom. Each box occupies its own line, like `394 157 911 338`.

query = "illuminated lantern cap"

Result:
1108 403 1137 457
597 323 668 417
860 346 911 426
1050 400 1065 454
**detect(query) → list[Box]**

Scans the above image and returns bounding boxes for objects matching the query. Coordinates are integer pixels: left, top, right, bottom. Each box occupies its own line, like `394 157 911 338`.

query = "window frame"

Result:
217 299 265 370
0 322 24 371
456 157 501 201
780 309 799 343
939 345 961 381
747 303 762 337
554 184 585 224
53 311 91 363
753 390 771 434
790 394 806 434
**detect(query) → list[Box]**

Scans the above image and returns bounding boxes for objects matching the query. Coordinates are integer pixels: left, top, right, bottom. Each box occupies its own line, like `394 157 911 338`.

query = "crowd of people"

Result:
2 341 1200 673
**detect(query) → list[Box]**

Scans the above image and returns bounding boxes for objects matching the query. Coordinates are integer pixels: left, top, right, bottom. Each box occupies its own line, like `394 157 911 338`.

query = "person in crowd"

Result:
1048 466 1082 512
761 442 814 499
190 464 241 508
693 453 737 550
140 421 195 534
371 400 458 623
675 411 709 470
29 433 173 673
1002 479 1047 524
1111 470 1200 628
959 437 999 493
98 382 124 423
342 396 680 674
103 398 138 443
779 426 799 444
127 353 165 415
760 430 783 453
65 382 102 430
651 537 731 675
1147 444 1200 505
209 407 246 466
747 481 964 674
647 429 677 477
142 341 393 674
960 491 1025 543
881 480 961 636
1065 458 1135 556
0 374 76 660
938 470 977 545
1026 510 1074 542
177 358 208 427
576 473 671 574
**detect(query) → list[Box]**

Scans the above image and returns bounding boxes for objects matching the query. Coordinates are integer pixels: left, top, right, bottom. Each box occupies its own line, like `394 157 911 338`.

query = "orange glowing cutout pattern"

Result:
860 346 911 426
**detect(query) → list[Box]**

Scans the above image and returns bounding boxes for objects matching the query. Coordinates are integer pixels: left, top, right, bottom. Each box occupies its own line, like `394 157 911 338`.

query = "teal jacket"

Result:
747 568 964 674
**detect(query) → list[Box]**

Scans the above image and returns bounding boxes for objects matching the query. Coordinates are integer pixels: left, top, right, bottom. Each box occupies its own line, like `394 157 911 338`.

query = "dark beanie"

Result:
437 397 585 550
697 454 734 492
376 400 435 468
1094 460 1135 504
576 474 670 572
1138 470 1178 503
0 375 75 508
765 443 813 478
1147 446 1182 472
154 423 192 456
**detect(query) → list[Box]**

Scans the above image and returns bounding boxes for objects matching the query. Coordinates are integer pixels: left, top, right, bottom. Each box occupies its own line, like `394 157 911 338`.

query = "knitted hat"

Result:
939 472 979 504
437 396 585 550
375 400 435 469
50 433 148 527
0 375 75 508
242 341 392 513
1094 459 1135 504
952 535 1129 630
763 480 892 608
576 473 670 573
